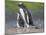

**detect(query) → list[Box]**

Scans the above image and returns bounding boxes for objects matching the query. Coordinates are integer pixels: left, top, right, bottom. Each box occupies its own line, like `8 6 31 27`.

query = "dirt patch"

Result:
5 26 44 34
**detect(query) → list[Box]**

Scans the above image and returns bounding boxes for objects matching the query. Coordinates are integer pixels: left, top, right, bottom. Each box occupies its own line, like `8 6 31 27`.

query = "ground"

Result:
5 25 44 35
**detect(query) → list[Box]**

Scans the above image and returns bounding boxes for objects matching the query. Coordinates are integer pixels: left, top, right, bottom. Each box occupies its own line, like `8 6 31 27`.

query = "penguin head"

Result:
18 2 25 8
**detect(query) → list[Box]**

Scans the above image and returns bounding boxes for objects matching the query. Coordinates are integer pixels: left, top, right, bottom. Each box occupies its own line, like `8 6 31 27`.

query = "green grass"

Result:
5 1 44 16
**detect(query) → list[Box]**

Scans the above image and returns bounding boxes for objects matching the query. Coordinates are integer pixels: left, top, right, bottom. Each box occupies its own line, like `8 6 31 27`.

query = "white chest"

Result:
19 8 29 27
19 8 25 18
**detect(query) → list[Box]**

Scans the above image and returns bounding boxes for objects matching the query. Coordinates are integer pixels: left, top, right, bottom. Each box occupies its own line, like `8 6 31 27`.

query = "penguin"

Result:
17 2 34 28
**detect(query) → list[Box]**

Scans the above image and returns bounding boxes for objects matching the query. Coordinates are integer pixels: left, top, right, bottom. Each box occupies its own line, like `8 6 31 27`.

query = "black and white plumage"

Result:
17 3 34 28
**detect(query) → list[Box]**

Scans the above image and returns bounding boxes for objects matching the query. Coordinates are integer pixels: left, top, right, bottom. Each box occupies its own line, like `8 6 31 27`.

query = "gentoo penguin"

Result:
17 2 34 28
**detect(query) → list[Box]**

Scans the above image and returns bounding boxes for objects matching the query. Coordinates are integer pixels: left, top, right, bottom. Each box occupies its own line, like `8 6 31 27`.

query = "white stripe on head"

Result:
19 2 22 5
